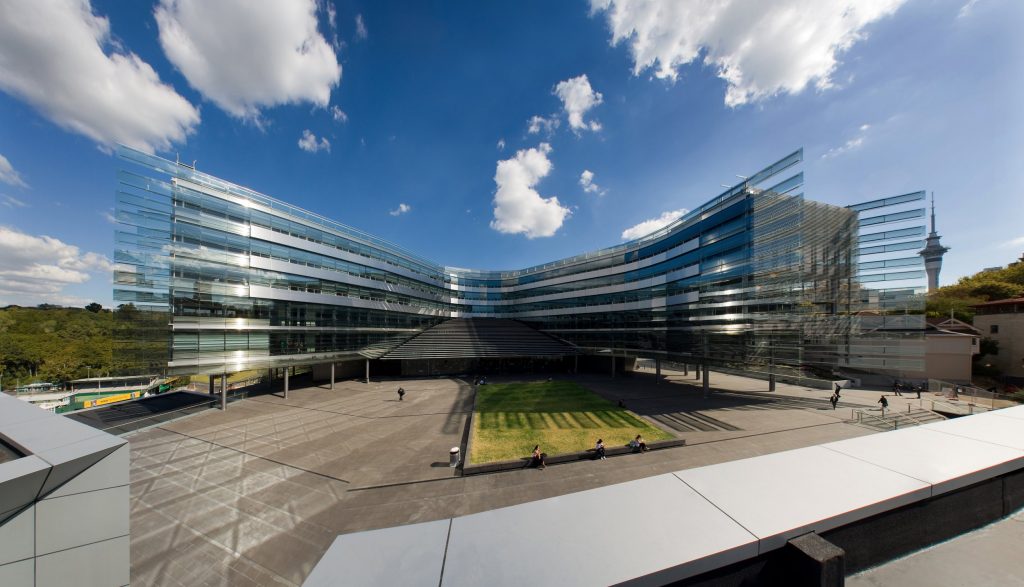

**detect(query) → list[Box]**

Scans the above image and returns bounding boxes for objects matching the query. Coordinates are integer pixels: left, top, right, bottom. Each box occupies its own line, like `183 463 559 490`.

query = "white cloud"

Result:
554 74 603 132
325 2 337 29
0 154 28 188
591 0 907 107
0 226 112 306
579 169 606 195
355 14 368 40
958 0 982 19
1000 236 1024 249
2 195 27 208
497 138 506 150
621 209 689 240
491 143 571 238
298 129 330 153
527 115 560 135
0 0 199 153
156 0 341 120
389 203 411 216
821 123 871 159
331 105 348 123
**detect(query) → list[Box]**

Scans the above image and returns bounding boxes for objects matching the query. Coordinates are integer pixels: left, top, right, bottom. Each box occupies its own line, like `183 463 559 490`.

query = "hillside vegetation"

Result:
927 259 1024 321
0 305 118 386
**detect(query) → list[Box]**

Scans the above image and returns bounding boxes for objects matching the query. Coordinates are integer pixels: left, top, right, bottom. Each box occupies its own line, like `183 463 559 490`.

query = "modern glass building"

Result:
114 146 926 381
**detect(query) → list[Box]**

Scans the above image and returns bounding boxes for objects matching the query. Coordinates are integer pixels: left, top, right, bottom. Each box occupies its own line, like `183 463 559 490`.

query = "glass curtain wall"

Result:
114 146 922 378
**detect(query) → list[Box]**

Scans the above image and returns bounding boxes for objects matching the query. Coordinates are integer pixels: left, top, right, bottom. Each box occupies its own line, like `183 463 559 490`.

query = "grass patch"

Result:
469 380 674 464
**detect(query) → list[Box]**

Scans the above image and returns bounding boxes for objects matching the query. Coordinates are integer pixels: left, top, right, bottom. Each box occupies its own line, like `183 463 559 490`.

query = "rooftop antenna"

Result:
930 191 937 235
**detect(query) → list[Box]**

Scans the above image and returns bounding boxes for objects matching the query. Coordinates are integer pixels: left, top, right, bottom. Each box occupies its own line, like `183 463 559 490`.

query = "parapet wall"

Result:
0 393 130 587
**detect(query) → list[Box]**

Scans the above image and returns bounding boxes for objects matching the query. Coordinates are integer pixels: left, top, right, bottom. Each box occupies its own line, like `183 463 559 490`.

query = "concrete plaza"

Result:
129 369 882 586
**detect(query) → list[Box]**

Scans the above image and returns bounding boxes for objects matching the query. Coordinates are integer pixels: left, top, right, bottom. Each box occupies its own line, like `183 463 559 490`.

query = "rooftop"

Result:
126 369 912 585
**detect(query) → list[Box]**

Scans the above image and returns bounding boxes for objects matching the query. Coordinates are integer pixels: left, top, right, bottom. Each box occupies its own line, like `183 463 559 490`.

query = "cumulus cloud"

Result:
822 123 871 159
298 129 330 153
355 14 368 40
389 203 411 216
527 115 560 135
156 0 342 120
491 143 571 238
621 209 689 240
0 154 28 188
554 74 603 132
579 170 606 195
331 105 348 123
1000 236 1024 249
590 0 906 107
0 226 112 306
0 0 199 152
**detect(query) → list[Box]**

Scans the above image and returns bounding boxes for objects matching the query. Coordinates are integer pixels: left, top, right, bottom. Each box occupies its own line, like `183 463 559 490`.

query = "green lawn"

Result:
469 380 674 464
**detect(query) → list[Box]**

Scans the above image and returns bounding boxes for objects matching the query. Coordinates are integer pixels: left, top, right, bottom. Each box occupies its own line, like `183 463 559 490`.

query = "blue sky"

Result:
0 0 1021 307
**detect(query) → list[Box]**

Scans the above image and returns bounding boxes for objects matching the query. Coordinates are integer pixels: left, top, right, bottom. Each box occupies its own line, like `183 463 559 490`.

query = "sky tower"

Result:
919 193 949 292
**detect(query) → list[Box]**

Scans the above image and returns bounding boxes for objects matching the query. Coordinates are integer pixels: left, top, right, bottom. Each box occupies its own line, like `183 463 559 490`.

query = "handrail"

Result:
853 408 929 430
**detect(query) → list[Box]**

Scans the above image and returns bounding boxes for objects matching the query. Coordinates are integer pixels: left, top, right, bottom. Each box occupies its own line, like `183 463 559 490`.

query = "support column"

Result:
208 374 215 395
683 363 688 376
267 369 273 390
695 363 701 380
330 362 335 390
220 374 227 410
703 363 710 399
769 374 776 392
573 354 578 374
611 356 616 378
655 359 661 385
284 368 289 399
365 359 370 384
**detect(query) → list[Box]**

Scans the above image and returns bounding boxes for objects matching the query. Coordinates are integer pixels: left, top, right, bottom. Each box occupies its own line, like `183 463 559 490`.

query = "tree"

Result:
85 302 103 313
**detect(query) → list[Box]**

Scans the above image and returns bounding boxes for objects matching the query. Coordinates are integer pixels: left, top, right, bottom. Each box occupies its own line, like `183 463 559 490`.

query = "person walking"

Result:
830 392 838 410
397 387 405 401
892 381 902 397
595 438 606 460
878 394 888 415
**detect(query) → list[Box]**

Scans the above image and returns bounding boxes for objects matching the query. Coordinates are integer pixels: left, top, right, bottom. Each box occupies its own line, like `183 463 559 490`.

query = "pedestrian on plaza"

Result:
397 387 405 401
916 385 922 399
834 382 842 397
630 434 648 452
531 445 546 469
830 392 838 410
878 394 888 415
595 438 606 460
892 381 902 396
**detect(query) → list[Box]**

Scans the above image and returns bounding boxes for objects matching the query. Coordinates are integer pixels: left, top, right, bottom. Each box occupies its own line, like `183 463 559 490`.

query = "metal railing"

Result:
853 408 929 431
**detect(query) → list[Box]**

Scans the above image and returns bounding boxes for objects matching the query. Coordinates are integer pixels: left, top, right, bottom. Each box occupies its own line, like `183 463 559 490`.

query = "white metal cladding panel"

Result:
442 474 758 587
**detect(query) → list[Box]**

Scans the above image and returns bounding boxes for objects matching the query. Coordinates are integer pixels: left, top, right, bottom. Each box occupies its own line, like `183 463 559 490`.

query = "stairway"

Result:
854 407 946 432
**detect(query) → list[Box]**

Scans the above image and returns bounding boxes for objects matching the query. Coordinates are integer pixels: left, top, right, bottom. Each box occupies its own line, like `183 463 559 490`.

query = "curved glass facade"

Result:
114 146 923 378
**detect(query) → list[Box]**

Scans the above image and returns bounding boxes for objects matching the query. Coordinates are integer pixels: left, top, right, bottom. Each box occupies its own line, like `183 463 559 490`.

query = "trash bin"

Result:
449 447 461 467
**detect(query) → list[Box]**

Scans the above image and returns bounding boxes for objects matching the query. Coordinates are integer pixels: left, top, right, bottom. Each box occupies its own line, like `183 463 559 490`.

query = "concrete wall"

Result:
923 334 978 383
0 394 129 587
974 314 1024 378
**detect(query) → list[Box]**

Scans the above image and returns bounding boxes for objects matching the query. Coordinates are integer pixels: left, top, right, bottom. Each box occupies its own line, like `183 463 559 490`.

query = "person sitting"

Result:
629 434 648 453
531 445 546 469
595 438 606 460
